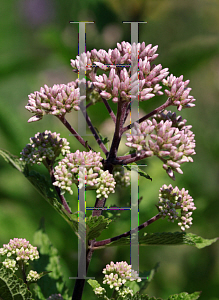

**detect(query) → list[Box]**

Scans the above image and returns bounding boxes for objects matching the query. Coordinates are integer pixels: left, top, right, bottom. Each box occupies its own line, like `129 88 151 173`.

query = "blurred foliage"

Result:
0 0 219 299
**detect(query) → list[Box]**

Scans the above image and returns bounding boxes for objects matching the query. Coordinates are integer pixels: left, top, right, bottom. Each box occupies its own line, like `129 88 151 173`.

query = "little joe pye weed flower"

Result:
89 261 141 299
0 238 40 282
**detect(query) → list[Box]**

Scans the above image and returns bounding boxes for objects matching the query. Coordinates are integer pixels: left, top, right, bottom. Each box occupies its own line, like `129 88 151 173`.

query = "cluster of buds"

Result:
113 165 130 187
53 150 116 199
163 74 196 111
0 238 39 272
71 42 169 103
117 287 134 298
2 258 18 272
125 111 196 180
25 81 84 122
94 286 107 296
71 42 160 73
20 131 70 166
102 261 141 291
157 184 196 231
26 270 40 282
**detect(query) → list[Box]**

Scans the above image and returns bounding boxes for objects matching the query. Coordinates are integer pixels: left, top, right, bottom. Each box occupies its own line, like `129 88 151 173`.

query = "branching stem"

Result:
122 97 172 133
57 115 93 151
92 214 161 249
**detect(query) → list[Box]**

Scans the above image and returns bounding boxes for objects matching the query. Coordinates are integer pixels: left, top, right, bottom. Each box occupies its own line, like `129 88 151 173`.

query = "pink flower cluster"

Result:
0 238 39 266
25 81 84 122
71 42 169 103
163 75 196 111
126 110 196 180
53 150 116 199
102 261 141 291
158 184 196 231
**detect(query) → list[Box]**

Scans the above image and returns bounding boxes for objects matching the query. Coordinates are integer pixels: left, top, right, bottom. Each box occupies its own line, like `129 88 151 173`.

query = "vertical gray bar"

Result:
131 164 139 275
78 22 87 136
69 21 94 136
78 166 86 279
130 22 139 136
123 22 147 135
131 22 139 45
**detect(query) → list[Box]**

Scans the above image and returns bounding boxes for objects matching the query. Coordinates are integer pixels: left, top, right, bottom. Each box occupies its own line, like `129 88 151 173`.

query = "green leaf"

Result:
0 148 27 173
0 264 33 300
167 291 201 300
32 229 71 300
0 149 78 237
87 279 101 290
103 232 218 248
185 233 219 249
117 290 201 300
124 163 152 181
117 292 163 300
32 285 45 300
102 204 121 223
24 169 79 237
86 215 112 240
87 279 106 300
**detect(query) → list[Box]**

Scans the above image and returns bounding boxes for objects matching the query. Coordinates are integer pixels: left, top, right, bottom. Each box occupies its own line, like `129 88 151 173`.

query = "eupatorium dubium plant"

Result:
0 40 218 300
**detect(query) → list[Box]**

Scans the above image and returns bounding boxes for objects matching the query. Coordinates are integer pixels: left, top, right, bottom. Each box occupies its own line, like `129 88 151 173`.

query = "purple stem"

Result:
122 97 172 133
116 150 153 165
101 97 116 123
57 115 93 151
49 166 72 214
93 214 162 249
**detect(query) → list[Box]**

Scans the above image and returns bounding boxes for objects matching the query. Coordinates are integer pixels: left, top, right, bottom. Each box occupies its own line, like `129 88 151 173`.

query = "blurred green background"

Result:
0 0 219 299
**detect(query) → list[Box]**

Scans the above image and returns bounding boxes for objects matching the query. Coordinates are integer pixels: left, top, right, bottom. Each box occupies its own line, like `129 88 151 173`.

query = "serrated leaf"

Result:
32 229 71 300
167 291 201 300
124 163 152 181
185 233 219 249
87 215 112 240
0 149 78 237
0 264 33 300
103 232 218 248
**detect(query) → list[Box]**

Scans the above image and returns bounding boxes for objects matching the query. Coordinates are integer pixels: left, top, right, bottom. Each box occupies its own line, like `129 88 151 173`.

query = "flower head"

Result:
25 81 84 122
158 184 196 231
71 42 169 103
0 238 39 266
27 270 40 282
126 111 196 180
2 258 18 272
102 261 141 291
94 286 106 296
163 75 196 111
113 165 130 187
53 150 116 198
20 131 70 166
